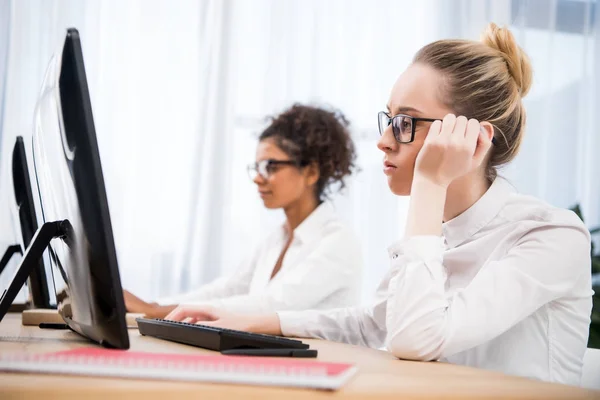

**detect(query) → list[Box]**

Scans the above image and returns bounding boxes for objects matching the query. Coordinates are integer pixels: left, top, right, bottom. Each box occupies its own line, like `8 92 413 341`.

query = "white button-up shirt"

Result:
279 178 593 385
159 202 363 313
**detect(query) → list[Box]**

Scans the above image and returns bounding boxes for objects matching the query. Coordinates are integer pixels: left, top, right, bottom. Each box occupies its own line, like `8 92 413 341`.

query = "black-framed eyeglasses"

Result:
378 111 496 145
378 111 437 144
247 159 300 180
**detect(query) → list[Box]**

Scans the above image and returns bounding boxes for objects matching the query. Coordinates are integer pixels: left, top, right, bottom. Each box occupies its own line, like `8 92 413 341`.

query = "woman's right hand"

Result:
165 305 283 336
414 114 493 189
123 290 175 319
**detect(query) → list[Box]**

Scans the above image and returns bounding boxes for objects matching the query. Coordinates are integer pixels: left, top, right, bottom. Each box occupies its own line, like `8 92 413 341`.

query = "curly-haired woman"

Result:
124 104 362 318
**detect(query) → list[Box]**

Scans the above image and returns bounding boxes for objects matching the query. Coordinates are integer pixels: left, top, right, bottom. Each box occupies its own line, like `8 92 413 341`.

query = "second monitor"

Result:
0 136 54 309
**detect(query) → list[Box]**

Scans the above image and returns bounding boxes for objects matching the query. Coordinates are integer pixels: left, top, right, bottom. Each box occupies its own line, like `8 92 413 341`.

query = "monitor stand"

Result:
22 308 65 326
21 309 144 329
0 244 22 276
0 220 72 322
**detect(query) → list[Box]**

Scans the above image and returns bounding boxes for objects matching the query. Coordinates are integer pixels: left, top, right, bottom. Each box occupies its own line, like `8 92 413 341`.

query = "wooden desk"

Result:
0 313 598 399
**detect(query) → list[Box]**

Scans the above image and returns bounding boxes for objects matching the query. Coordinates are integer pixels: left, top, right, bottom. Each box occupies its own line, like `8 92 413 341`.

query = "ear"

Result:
304 162 320 187
480 122 494 142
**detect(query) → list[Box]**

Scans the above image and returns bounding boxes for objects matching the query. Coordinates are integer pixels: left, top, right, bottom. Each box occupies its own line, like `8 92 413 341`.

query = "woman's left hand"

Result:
165 305 245 329
165 305 282 335
414 114 493 188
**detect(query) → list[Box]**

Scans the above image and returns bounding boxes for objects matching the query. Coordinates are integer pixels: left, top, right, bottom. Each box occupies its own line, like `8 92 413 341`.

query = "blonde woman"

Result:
166 24 592 385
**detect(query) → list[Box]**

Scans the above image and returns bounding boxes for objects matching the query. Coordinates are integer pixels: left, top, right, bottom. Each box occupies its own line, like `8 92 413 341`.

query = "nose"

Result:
377 125 397 153
253 173 267 186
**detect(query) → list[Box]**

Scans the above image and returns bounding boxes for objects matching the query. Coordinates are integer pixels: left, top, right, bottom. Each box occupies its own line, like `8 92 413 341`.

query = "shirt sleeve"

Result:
385 223 591 361
204 228 363 314
156 250 259 305
276 269 390 348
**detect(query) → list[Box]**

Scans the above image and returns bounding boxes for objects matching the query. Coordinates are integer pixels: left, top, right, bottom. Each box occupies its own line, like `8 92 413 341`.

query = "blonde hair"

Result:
413 23 533 181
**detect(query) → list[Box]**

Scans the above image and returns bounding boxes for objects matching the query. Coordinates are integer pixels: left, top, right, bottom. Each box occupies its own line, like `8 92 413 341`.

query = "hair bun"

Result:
481 23 532 97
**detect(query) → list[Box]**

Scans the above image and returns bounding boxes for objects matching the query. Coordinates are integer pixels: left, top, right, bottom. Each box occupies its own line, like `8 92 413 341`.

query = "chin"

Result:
261 201 278 209
387 177 411 196
260 199 282 209
264 204 281 210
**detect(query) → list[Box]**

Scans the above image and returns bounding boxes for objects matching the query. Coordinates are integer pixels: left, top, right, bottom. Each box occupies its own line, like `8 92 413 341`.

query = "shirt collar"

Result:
442 177 515 248
285 202 336 245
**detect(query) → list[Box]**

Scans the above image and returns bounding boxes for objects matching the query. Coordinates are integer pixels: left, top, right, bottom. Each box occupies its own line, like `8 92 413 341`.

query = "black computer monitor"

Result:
0 28 129 349
12 136 53 308
0 136 54 310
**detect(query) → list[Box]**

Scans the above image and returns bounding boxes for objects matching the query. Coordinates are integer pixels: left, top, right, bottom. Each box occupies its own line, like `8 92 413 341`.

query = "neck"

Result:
443 172 491 222
284 194 320 232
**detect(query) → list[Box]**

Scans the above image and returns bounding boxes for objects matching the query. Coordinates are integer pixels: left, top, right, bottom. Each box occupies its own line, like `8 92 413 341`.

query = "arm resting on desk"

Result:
275 267 392 348
385 226 590 361
125 253 258 318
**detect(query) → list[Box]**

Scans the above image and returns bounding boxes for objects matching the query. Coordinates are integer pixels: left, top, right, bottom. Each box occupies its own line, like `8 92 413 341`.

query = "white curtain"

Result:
0 0 235 300
0 0 598 305
0 0 91 298
0 0 9 145
0 0 13 293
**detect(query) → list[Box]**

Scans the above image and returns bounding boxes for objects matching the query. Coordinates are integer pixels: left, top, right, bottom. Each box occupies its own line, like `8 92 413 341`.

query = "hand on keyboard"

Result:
165 305 283 336
123 289 176 319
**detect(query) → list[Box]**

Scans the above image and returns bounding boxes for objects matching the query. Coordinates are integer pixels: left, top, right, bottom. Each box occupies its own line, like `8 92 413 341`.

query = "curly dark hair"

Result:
259 104 357 201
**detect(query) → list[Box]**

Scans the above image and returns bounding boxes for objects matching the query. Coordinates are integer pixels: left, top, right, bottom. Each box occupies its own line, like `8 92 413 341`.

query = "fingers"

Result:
464 118 481 153
465 119 481 142
447 116 480 156
438 114 457 138
197 320 220 327
452 116 468 138
473 128 493 166
428 114 474 144
164 307 183 321
425 120 442 143
165 305 218 322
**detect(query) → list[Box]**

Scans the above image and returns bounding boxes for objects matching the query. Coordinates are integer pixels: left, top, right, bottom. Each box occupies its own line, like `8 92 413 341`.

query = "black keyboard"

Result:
136 318 309 351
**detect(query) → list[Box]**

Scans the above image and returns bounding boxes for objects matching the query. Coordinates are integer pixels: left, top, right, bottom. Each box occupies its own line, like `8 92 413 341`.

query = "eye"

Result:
265 161 277 174
400 119 412 132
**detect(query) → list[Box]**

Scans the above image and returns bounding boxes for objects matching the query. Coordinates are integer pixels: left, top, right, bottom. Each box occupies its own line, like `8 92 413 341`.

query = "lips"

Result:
383 160 397 175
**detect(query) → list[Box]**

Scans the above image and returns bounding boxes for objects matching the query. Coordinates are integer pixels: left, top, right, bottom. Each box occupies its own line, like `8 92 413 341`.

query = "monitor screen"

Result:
31 28 129 349
11 136 54 308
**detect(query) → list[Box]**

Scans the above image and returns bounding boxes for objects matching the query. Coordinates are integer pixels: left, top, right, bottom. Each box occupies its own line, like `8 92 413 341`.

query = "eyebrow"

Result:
386 105 423 116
